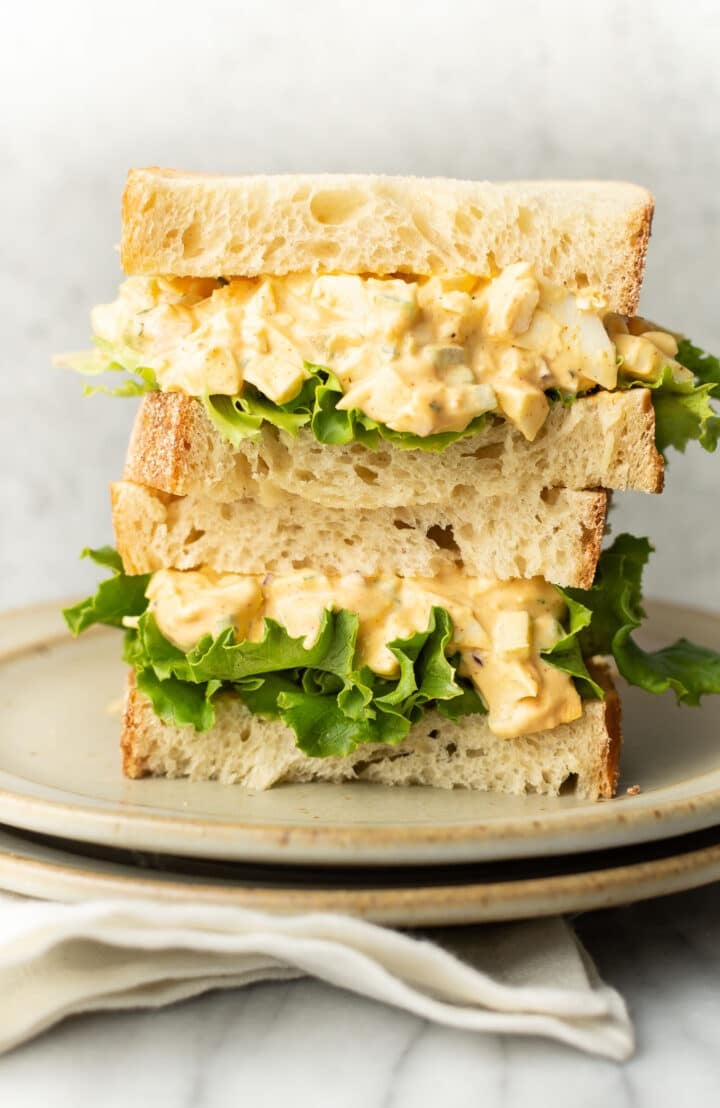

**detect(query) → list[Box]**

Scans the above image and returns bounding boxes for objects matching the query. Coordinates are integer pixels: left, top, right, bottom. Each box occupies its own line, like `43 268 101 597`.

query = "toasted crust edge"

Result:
591 662 623 799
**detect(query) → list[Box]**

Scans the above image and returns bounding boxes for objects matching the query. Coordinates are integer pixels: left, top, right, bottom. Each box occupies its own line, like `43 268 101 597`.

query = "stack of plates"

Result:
1 600 719 926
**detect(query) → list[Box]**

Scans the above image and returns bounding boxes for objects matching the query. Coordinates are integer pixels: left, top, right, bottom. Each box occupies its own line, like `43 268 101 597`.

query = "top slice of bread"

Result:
122 170 653 314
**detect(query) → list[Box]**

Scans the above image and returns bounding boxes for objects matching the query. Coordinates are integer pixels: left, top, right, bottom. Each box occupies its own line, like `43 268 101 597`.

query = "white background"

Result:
1 0 718 609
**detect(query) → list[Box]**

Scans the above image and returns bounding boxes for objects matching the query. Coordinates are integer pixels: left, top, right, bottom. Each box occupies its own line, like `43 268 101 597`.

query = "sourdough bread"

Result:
122 666 621 800
122 170 652 315
112 479 606 588
124 389 663 508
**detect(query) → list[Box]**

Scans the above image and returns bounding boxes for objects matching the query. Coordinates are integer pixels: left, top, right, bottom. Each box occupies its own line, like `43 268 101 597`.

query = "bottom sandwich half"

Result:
122 665 621 800
64 520 720 804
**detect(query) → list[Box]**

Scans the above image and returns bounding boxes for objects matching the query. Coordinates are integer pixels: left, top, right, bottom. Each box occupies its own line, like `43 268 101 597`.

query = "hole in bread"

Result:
314 241 340 259
575 271 590 289
517 206 534 234
353 464 378 485
426 524 460 557
451 483 472 502
411 210 443 247
470 442 504 461
295 469 314 483
265 235 287 258
428 729 439 739
309 188 367 225
397 225 419 248
181 221 203 259
220 504 234 521
559 773 579 796
163 228 180 245
183 528 206 545
453 211 473 236
291 558 309 569
393 518 414 531
540 487 561 505
445 742 457 756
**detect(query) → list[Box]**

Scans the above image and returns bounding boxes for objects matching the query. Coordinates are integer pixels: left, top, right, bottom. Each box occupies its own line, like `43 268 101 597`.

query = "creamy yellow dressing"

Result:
145 567 582 740
92 268 688 441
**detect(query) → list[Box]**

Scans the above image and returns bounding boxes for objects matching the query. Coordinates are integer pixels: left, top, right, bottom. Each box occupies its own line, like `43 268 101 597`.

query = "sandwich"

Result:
60 170 720 801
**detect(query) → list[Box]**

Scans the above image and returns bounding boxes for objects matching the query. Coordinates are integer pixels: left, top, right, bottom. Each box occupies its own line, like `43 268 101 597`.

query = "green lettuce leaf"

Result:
57 337 158 397
559 533 720 706
205 362 491 454
618 339 720 456
62 548 151 634
543 591 604 699
135 667 220 731
67 531 720 754
66 555 485 752
676 339 720 386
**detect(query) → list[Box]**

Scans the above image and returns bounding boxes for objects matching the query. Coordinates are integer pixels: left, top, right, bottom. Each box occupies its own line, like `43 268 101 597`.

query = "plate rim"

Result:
1 823 720 926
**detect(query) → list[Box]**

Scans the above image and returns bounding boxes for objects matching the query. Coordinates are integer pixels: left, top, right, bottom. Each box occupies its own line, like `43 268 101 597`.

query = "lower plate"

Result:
1 601 720 866
2 822 720 926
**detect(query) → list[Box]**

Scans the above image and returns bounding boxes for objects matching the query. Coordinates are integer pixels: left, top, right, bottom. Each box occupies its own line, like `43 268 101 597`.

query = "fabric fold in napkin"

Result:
0 890 633 1059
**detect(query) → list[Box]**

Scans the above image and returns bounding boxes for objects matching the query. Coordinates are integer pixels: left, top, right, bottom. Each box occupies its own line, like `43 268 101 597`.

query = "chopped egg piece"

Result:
494 610 532 658
481 262 540 338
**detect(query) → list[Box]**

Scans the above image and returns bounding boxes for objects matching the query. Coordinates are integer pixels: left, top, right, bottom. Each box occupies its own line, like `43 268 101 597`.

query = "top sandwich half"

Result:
62 170 720 501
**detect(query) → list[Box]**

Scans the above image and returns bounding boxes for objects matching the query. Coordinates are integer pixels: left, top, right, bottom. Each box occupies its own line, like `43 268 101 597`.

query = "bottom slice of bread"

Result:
122 666 621 800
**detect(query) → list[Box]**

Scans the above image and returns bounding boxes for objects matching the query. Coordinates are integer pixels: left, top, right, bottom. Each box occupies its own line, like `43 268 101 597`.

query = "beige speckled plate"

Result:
1 823 720 925
0 600 719 867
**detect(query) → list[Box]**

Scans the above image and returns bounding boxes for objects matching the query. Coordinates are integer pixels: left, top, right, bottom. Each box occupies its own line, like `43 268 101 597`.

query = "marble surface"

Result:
0 884 719 1103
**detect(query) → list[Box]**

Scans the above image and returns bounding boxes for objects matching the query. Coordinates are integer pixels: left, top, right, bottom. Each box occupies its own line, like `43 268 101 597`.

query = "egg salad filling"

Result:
64 535 720 759
82 266 691 442
143 567 581 740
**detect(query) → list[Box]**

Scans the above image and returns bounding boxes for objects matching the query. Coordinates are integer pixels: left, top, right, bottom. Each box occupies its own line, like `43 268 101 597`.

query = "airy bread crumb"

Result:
112 480 607 588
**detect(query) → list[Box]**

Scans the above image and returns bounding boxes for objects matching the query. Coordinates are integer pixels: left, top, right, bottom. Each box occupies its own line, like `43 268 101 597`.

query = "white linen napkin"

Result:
0 890 632 1059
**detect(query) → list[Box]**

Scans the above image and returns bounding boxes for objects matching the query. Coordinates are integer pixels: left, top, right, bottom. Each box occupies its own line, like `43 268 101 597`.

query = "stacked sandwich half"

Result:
63 170 720 800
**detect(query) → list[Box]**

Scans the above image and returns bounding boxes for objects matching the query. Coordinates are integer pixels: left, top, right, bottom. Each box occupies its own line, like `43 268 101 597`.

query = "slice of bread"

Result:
122 170 653 315
121 664 622 800
125 389 663 508
112 480 606 588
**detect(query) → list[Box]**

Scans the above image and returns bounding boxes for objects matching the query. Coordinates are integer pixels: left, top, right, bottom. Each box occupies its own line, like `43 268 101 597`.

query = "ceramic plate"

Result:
0 600 720 867
2 822 720 925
